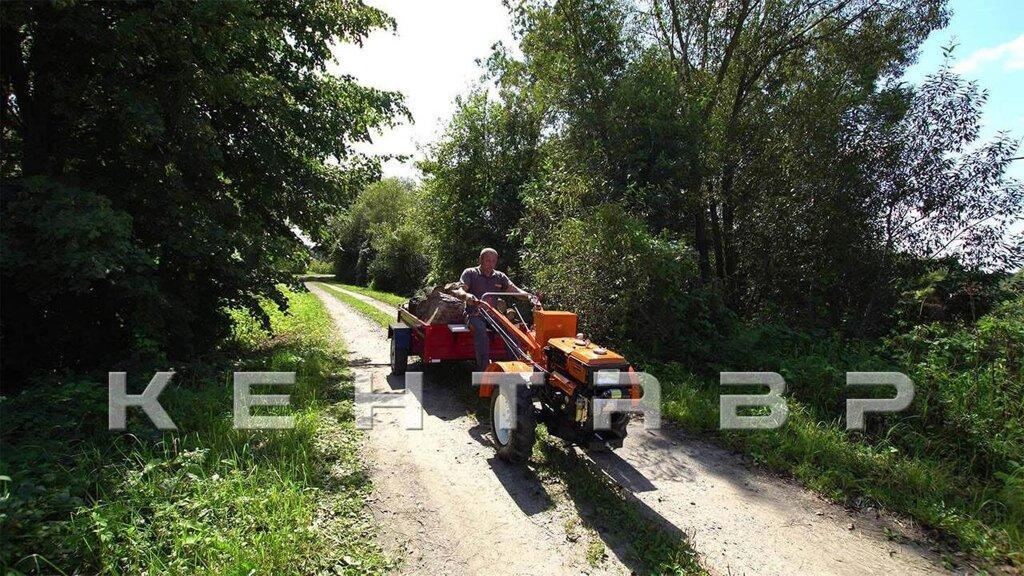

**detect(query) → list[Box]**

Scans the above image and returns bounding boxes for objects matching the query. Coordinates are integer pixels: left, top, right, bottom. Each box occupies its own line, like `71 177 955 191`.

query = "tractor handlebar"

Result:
480 292 540 306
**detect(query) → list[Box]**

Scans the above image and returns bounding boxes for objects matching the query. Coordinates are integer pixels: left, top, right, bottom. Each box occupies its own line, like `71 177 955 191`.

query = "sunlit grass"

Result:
316 282 395 328
331 282 408 308
0 288 393 574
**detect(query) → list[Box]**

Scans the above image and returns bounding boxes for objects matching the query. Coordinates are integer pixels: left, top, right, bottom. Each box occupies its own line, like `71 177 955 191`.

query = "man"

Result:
452 248 537 371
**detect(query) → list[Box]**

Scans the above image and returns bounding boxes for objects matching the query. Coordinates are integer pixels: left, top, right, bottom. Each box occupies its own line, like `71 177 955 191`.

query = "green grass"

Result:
647 324 1023 569
316 282 395 328
532 431 705 575
0 287 393 574
330 283 408 308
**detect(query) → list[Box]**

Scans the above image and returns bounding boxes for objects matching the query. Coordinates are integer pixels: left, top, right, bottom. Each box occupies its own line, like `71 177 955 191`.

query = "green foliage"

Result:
524 205 726 362
306 258 335 275
330 178 414 282
417 90 543 282
0 0 405 380
328 178 427 295
0 288 393 574
648 298 1024 564
367 223 430 296
886 297 1024 480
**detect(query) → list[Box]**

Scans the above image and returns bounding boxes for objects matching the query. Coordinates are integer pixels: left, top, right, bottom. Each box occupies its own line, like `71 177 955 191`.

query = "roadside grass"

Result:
653 369 1008 563
533 432 706 575
642 300 1024 568
645 329 1022 568
316 282 395 328
319 283 706 574
0 287 392 574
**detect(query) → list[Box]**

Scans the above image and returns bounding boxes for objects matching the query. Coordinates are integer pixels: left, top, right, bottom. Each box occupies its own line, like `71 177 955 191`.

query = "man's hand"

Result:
465 294 479 305
528 293 542 310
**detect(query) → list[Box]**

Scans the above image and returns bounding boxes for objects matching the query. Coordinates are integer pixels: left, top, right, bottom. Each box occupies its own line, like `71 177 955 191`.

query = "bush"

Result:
367 223 430 296
329 178 418 284
306 258 334 275
524 204 727 362
886 296 1024 479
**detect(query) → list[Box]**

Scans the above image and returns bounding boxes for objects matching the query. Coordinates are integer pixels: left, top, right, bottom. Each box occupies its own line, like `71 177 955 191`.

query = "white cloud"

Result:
953 34 1024 74
329 1 515 180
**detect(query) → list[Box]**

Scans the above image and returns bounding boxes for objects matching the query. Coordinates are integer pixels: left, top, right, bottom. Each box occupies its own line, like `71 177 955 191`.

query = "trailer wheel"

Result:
390 337 408 375
490 385 536 463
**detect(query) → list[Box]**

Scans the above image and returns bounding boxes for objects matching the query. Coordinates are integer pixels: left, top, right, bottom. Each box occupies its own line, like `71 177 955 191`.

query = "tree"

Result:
647 0 948 296
329 178 417 283
1 0 406 380
861 61 1023 271
417 90 543 282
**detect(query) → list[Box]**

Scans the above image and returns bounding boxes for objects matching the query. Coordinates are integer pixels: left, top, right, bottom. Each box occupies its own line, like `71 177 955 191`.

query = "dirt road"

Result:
308 282 949 576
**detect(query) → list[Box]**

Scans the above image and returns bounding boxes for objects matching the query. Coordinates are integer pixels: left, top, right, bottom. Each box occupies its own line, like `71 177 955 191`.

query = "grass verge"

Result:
0 287 392 574
316 283 395 328
330 283 408 308
651 363 1021 569
532 432 706 575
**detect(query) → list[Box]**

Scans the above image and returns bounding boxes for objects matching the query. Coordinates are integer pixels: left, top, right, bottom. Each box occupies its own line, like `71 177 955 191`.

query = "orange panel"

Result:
548 336 627 367
478 361 535 397
533 310 578 348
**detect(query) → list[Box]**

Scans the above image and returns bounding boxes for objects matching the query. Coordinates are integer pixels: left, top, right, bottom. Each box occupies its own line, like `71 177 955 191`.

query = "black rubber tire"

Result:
610 412 629 439
489 385 537 463
390 337 408 375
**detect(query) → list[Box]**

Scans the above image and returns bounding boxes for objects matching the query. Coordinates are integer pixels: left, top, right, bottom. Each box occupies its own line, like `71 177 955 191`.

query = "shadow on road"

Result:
487 457 556 516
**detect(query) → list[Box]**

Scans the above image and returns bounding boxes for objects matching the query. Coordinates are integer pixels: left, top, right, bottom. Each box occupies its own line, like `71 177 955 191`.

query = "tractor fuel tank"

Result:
532 310 578 348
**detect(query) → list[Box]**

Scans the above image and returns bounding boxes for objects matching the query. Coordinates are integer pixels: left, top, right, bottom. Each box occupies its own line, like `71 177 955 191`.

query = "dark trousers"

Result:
467 314 490 371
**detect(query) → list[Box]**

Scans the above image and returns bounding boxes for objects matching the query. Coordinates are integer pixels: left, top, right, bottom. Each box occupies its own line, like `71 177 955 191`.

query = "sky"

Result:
333 0 1024 182
330 1 515 180
903 0 1024 181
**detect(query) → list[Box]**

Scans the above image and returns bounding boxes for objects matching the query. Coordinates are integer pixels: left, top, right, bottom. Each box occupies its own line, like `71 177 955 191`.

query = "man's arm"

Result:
450 285 478 304
450 271 478 304
507 278 540 307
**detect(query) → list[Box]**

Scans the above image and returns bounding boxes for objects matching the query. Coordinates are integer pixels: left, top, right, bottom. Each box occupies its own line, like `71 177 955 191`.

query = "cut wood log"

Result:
406 282 466 324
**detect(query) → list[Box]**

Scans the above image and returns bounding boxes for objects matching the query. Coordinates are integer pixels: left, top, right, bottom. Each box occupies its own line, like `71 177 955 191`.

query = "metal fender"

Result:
478 361 534 398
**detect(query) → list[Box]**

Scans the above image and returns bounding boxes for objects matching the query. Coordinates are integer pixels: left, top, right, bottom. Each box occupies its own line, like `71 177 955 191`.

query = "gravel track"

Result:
308 282 949 576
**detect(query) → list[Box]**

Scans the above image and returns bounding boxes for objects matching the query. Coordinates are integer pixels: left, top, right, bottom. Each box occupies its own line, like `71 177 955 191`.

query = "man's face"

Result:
479 252 498 274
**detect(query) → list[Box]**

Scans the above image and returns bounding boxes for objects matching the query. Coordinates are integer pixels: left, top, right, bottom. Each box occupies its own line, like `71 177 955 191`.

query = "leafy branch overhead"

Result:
1 0 406 375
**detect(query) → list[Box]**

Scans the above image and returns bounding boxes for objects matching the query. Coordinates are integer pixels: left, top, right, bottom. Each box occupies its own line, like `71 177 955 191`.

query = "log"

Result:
406 282 466 325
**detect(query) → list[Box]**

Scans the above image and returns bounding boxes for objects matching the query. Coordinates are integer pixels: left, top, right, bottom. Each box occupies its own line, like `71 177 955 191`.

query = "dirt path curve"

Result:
309 282 949 576
308 282 631 576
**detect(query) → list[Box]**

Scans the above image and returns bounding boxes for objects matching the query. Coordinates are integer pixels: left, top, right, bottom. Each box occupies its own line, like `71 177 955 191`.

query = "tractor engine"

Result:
531 311 634 449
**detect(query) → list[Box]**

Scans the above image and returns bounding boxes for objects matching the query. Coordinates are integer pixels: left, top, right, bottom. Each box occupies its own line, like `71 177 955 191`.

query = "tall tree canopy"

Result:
418 0 1021 344
0 0 406 379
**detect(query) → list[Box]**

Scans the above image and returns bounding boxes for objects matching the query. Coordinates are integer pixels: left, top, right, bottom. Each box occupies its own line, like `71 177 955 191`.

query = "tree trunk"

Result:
693 197 711 284
710 197 726 283
721 167 738 307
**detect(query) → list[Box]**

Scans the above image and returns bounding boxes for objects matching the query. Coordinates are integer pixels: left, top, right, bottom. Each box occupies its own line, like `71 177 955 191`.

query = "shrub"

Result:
329 178 417 284
523 204 727 362
886 296 1024 479
367 223 430 296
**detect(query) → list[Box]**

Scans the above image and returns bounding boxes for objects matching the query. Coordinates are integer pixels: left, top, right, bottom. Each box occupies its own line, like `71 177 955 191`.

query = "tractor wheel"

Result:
390 337 408 375
610 412 629 439
489 385 537 463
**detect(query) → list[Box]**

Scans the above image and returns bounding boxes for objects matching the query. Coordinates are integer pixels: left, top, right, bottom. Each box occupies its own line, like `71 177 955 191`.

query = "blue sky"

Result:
904 0 1024 179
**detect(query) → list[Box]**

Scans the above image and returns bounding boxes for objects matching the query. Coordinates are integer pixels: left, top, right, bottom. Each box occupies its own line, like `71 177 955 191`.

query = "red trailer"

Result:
387 305 509 374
